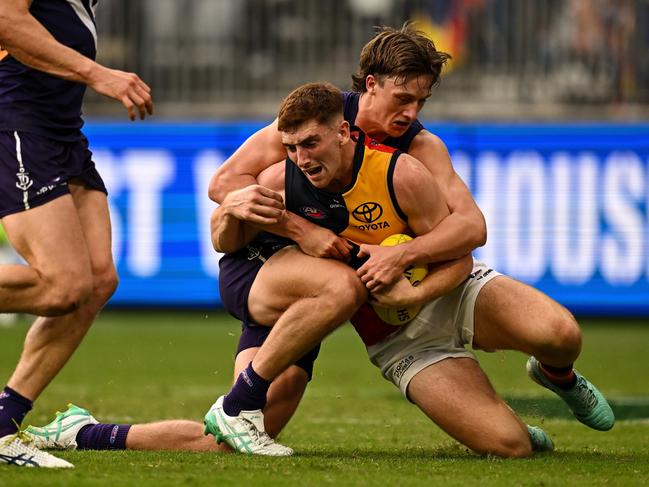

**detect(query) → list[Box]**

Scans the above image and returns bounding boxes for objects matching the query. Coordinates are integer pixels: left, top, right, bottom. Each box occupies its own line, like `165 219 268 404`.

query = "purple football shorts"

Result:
0 130 107 218
219 240 321 379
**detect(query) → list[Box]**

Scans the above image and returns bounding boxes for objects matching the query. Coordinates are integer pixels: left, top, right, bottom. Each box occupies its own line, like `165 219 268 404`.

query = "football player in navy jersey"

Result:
0 0 152 468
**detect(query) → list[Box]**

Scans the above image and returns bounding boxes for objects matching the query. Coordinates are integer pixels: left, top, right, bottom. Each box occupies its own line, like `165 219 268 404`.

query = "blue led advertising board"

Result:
85 122 649 315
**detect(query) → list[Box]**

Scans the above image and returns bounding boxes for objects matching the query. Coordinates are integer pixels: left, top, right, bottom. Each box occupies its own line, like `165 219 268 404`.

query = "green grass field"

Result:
1 311 648 486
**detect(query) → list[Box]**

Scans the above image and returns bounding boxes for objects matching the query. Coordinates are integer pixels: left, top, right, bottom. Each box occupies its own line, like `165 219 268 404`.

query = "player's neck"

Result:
356 94 387 142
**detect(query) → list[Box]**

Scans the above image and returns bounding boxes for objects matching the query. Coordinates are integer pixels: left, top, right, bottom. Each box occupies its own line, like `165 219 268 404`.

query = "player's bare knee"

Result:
326 270 366 311
543 309 582 358
495 441 533 459
40 275 93 315
479 433 532 458
558 315 581 357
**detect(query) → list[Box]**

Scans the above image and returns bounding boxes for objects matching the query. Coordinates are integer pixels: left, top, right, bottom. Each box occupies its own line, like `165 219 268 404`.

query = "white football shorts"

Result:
366 259 502 399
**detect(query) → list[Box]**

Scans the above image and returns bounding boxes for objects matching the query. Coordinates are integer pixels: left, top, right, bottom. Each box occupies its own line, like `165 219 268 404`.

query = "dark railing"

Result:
86 0 649 119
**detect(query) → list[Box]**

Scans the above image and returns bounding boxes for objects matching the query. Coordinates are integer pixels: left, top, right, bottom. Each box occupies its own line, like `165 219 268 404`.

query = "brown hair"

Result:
351 22 451 92
277 82 343 132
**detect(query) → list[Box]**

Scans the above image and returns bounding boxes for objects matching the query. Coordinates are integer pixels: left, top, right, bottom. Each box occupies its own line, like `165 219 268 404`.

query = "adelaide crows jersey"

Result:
284 130 410 247
0 0 98 140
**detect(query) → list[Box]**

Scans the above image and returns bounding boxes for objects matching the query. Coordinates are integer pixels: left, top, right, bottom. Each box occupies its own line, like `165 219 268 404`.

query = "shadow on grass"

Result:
296 446 649 462
502 396 649 420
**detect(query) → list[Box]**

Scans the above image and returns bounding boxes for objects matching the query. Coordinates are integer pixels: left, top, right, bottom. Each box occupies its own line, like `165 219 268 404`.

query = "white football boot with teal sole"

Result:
25 403 98 450
527 357 615 431
204 395 293 456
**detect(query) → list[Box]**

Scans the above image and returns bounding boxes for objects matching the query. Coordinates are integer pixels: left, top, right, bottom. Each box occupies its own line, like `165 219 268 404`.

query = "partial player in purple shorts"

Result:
0 0 152 468
0 131 106 218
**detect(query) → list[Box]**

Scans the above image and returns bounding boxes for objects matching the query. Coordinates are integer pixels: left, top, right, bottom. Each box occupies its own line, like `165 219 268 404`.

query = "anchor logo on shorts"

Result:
15 168 33 191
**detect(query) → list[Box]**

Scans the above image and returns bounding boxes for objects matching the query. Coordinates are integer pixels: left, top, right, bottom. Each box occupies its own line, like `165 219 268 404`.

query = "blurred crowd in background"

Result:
73 1 649 119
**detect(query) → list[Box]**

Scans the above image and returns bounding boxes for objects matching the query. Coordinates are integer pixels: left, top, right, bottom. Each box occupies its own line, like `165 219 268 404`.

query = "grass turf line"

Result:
1 311 648 486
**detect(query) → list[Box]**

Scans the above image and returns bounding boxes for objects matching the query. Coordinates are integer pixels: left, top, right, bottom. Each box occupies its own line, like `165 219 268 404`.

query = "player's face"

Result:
282 119 350 191
366 74 433 138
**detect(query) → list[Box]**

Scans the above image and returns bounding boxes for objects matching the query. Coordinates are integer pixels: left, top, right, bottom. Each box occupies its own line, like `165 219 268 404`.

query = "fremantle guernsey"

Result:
0 0 98 141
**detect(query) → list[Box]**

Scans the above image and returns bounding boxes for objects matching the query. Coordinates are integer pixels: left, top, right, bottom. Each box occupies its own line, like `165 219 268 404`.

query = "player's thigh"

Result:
408 357 529 455
2 194 92 281
248 245 362 325
68 181 116 285
472 276 577 352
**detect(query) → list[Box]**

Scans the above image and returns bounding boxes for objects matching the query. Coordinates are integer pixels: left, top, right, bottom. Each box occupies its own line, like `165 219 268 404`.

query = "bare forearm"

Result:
401 211 486 266
0 9 100 84
211 207 257 253
258 210 314 241
411 255 473 305
208 120 287 204
208 170 257 204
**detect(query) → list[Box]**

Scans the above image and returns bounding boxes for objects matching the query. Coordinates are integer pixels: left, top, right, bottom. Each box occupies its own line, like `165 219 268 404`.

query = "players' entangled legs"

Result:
26 347 309 452
204 247 366 454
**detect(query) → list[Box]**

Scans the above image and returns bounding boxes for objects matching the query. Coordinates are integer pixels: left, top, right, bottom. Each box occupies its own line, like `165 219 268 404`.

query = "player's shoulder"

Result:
393 152 431 185
410 129 449 155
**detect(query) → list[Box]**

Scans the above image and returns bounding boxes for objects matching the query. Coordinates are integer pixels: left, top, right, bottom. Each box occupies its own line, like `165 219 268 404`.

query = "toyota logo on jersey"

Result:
352 202 383 223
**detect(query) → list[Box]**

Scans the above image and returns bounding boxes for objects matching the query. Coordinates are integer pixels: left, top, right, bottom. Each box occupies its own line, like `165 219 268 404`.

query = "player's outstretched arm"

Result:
406 131 487 259
0 0 152 121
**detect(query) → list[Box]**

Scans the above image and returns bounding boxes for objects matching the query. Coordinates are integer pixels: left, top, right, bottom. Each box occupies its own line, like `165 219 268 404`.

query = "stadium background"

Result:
3 0 649 315
1 2 649 483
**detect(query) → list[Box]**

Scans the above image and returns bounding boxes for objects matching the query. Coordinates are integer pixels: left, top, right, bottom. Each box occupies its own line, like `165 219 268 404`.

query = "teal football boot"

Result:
527 357 615 431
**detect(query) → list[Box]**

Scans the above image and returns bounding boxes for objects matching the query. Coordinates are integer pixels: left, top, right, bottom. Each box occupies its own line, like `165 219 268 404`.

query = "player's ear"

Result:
365 75 377 94
338 120 350 146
